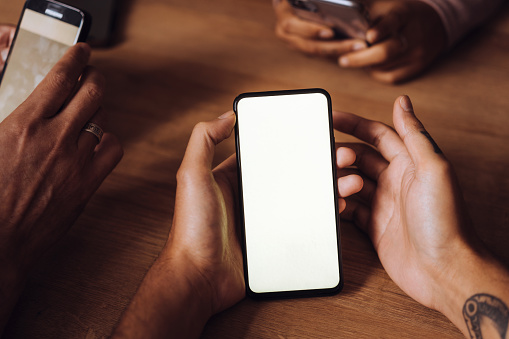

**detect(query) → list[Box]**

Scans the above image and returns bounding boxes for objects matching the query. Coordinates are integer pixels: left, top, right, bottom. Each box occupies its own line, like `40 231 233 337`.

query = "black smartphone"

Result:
62 0 117 47
0 0 90 122
234 88 343 299
287 0 369 39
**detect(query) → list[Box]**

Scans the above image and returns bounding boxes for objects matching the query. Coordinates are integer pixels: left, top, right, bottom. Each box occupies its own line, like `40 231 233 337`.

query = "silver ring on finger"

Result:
81 122 104 143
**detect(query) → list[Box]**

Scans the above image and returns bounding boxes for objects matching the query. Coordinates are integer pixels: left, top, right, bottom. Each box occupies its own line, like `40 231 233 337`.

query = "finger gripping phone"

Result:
234 89 343 299
288 0 369 39
0 0 90 122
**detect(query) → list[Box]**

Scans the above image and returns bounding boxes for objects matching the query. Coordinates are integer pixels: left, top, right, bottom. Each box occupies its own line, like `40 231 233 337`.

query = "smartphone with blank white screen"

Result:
234 88 343 298
0 0 90 123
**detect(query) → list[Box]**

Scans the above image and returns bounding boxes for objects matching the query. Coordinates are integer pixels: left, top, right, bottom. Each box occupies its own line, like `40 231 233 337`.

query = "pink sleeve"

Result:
417 0 505 47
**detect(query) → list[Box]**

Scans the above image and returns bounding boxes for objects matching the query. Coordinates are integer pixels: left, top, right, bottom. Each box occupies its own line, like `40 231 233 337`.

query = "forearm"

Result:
434 245 509 339
112 250 213 339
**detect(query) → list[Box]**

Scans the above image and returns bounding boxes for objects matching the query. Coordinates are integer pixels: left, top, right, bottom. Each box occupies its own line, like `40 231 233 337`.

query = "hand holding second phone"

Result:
273 0 447 83
0 43 123 325
273 0 368 57
339 0 447 83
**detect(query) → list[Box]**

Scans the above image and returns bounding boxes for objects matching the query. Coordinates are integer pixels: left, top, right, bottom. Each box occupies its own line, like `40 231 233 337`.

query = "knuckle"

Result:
49 70 74 92
84 80 104 103
370 122 391 147
83 69 106 102
384 73 398 84
176 165 193 184
192 121 208 136
379 47 391 61
10 113 42 140
422 156 451 176
303 42 319 55
68 44 90 66
281 19 293 33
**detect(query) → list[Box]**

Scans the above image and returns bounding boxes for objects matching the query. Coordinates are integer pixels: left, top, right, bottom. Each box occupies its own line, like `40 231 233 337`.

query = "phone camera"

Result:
290 0 318 12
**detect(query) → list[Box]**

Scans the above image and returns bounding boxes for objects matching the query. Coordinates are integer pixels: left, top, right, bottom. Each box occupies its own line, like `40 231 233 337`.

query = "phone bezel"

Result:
233 88 344 299
24 0 90 43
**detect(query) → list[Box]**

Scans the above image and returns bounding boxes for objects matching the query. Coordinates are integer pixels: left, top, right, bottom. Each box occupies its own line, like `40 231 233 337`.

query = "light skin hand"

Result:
0 43 123 334
0 24 15 73
273 0 367 57
334 96 509 338
112 112 245 339
338 1 447 83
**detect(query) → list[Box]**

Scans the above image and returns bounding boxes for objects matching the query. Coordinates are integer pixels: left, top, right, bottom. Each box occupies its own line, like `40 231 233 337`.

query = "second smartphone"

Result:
287 0 369 39
234 88 343 299
0 0 89 122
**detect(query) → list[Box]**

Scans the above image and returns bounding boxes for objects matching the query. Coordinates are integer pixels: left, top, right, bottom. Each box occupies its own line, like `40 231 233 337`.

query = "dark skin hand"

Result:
274 0 447 83
0 43 123 334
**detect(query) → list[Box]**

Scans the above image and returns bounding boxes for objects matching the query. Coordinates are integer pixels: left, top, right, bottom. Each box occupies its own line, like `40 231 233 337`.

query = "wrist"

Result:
157 246 216 320
430 242 509 337
113 246 215 339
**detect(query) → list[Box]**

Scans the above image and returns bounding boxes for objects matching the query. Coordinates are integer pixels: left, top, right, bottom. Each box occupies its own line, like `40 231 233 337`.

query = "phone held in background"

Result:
234 89 343 299
287 0 369 39
0 0 90 122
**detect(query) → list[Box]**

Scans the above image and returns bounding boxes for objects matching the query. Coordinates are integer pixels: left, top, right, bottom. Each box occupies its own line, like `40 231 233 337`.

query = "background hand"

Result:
0 43 123 288
338 1 447 83
273 0 367 57
274 0 447 83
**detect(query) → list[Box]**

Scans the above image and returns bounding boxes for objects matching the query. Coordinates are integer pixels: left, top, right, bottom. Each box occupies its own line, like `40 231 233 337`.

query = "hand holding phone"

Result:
275 0 448 84
0 0 90 122
287 0 369 40
274 0 368 58
235 89 343 298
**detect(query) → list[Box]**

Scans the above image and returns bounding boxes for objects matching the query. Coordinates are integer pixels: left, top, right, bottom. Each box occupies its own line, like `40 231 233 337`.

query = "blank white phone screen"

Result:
236 92 340 294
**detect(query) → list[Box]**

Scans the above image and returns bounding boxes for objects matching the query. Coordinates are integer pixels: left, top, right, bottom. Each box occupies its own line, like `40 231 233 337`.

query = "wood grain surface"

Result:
1 0 509 338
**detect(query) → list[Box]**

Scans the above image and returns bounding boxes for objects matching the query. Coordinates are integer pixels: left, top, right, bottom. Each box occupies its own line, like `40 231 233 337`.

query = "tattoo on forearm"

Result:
420 131 442 154
463 293 509 339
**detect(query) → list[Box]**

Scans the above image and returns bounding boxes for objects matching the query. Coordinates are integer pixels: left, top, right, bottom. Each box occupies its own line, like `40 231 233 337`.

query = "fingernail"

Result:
366 30 377 44
353 42 366 51
218 111 234 119
319 29 334 39
1 49 8 62
399 95 413 112
339 57 349 67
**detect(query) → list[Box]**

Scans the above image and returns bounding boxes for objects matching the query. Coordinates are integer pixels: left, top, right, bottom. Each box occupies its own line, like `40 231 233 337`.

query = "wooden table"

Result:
1 0 509 338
